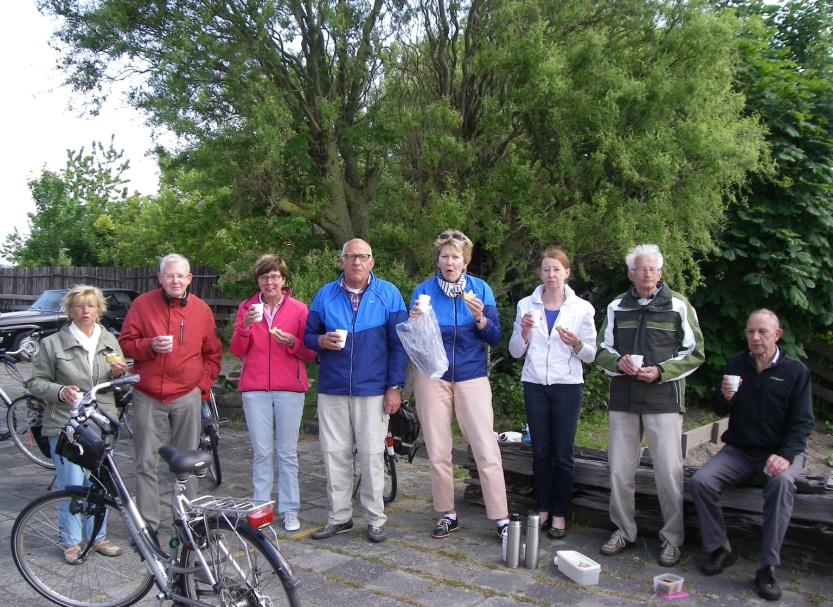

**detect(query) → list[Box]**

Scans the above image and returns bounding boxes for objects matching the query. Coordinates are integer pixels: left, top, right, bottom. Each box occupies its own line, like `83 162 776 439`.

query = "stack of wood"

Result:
463 442 833 564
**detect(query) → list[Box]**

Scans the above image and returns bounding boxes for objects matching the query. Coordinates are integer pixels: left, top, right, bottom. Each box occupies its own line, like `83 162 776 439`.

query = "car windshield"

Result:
29 291 65 312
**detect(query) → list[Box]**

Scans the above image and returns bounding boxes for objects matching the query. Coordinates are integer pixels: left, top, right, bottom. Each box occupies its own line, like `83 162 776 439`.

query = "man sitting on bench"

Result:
690 309 813 601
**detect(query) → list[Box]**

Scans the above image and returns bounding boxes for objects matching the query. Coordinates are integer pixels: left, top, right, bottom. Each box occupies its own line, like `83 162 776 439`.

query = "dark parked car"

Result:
0 288 140 351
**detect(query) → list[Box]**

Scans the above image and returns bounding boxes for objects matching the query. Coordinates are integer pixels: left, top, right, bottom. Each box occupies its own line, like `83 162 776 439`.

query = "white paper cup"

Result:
529 309 541 327
630 355 644 370
334 329 348 349
250 303 264 322
726 375 741 392
159 335 174 352
73 393 84 407
417 294 431 309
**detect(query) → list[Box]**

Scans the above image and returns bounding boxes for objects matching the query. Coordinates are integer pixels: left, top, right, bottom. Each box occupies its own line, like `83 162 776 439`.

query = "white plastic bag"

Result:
396 306 449 379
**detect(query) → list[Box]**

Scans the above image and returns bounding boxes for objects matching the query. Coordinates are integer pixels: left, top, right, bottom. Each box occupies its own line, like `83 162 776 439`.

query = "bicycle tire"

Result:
118 390 134 437
11 488 155 607
180 515 302 607
7 394 56 469
200 423 222 486
0 396 10 440
383 450 397 504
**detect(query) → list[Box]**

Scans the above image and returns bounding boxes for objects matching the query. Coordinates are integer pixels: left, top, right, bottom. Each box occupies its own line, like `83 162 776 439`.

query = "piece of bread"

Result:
269 328 280 335
555 325 569 331
105 353 124 363
462 290 475 301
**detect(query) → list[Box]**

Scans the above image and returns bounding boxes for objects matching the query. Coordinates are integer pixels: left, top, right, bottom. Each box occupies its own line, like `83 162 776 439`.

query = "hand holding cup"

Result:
153 335 174 354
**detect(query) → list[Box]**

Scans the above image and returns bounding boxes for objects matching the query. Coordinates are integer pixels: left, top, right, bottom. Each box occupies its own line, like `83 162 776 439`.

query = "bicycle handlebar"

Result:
73 373 141 414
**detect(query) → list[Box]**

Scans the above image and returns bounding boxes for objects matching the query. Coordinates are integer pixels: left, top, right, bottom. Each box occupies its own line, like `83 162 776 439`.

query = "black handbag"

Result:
55 408 120 471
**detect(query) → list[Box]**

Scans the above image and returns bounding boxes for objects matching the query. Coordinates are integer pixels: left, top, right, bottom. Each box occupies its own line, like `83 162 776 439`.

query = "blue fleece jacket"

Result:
410 273 501 383
304 272 408 396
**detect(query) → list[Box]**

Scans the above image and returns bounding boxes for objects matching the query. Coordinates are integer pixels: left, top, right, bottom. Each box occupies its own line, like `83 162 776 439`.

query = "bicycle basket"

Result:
389 401 420 457
55 408 120 471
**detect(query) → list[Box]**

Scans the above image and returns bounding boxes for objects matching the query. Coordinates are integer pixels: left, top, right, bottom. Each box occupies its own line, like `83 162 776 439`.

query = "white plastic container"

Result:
653 573 684 596
556 550 601 586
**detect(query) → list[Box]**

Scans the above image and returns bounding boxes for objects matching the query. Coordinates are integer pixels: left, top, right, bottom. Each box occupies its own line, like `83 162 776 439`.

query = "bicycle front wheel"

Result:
383 450 397 503
0 396 10 440
117 388 134 437
7 394 56 469
11 489 154 607
181 516 302 606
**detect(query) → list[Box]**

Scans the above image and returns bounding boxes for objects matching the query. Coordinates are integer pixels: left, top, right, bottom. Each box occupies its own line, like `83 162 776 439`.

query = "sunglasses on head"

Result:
438 233 465 241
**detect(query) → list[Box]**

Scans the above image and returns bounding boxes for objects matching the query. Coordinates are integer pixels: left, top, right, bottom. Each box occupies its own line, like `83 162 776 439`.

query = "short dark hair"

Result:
251 254 289 282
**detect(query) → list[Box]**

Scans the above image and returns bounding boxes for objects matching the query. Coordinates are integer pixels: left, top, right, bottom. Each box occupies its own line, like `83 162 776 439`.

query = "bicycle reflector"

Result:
247 506 274 529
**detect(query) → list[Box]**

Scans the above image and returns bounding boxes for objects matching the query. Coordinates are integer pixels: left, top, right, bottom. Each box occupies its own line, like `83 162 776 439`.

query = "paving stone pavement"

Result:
1 377 831 605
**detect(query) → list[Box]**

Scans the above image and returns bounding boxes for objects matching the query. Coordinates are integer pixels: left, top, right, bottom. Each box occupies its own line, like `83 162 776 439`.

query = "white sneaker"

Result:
283 512 301 532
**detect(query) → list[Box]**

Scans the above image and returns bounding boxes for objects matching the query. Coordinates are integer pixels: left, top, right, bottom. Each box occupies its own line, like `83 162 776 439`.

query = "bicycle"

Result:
351 417 402 505
113 381 134 437
2 338 55 468
199 389 228 486
11 373 303 607
0 343 37 441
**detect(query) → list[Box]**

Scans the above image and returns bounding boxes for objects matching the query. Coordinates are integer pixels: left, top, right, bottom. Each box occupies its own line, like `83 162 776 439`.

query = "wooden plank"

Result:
711 418 729 443
680 423 714 458
811 381 833 403
806 338 833 361
803 358 833 383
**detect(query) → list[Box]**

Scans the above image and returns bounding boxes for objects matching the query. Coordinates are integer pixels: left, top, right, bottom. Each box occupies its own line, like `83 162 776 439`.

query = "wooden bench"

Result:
463 442 833 565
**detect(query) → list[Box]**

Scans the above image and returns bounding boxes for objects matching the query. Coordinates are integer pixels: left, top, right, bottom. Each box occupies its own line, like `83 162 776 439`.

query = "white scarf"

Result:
68 322 102 375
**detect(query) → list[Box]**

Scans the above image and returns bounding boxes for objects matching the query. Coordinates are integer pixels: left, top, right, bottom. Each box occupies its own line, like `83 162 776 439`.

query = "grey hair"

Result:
626 244 663 270
159 253 191 274
341 239 373 256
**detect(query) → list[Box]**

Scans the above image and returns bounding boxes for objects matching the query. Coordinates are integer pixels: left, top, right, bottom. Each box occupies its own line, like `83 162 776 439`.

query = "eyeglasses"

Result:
162 273 189 281
633 267 660 274
257 274 284 283
438 233 465 241
342 253 372 263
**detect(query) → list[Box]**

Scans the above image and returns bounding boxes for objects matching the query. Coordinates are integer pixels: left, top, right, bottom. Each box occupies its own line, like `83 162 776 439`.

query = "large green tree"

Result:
692 0 833 369
40 0 766 292
40 0 410 245
2 139 131 267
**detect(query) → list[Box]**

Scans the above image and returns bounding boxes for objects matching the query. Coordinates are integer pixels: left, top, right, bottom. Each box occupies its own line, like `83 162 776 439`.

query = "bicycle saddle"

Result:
159 445 213 480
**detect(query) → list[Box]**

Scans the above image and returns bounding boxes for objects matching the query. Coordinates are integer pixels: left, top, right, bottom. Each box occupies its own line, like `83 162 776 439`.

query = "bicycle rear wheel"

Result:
200 423 222 486
180 516 301 606
11 489 154 607
7 394 56 469
383 450 397 503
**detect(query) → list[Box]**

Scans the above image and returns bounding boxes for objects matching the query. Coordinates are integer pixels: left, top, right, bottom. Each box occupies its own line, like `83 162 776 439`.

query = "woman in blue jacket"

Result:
409 230 509 540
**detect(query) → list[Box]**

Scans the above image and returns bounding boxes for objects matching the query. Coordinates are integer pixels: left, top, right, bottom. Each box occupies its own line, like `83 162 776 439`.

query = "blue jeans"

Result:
48 435 107 547
242 391 305 514
522 382 582 517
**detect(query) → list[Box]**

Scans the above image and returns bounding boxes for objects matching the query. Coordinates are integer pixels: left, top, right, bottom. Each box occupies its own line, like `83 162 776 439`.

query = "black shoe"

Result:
367 524 386 543
548 526 566 540
754 565 782 601
496 522 509 538
310 520 353 540
540 516 552 532
431 516 459 539
701 547 736 576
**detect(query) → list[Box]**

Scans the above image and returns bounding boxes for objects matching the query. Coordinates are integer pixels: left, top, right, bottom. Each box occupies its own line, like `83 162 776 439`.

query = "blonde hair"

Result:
434 229 474 265
61 285 107 318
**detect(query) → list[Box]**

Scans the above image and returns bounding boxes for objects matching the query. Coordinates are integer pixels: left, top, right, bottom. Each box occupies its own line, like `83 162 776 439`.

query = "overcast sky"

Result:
1 2 163 261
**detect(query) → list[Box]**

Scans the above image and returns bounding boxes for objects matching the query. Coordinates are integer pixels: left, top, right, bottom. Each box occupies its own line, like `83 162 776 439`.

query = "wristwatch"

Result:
389 385 404 393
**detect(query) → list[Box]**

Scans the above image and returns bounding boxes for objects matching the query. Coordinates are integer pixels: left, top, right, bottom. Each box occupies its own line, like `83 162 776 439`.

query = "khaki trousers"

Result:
414 374 508 520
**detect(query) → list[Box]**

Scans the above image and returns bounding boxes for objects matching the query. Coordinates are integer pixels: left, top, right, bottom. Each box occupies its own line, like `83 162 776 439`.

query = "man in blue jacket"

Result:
690 310 813 601
304 238 409 543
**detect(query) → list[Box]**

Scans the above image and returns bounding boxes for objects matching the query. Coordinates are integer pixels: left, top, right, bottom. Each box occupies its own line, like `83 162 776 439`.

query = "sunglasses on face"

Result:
438 233 465 241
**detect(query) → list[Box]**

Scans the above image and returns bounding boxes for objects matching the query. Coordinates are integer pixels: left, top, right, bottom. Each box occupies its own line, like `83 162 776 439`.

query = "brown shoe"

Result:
63 544 82 565
600 529 636 556
92 539 123 557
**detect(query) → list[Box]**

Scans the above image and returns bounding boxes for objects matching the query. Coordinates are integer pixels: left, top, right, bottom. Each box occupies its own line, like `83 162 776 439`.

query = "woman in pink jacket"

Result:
230 254 315 532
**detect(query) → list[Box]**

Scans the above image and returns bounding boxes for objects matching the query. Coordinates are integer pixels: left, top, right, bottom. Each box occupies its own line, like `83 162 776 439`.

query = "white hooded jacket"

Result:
508 283 597 385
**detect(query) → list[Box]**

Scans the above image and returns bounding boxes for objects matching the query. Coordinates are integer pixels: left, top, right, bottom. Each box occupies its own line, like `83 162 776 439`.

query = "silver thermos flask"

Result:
525 514 540 568
505 514 523 568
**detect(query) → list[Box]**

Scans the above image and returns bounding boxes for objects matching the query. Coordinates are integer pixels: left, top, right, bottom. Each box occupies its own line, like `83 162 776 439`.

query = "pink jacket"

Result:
229 290 315 393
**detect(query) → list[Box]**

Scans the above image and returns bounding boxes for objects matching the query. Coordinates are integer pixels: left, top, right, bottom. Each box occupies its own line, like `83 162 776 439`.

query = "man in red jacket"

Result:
119 253 223 531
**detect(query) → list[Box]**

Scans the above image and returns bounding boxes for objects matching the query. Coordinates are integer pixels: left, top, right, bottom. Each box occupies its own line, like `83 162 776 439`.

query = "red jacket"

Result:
229 290 315 393
119 289 223 403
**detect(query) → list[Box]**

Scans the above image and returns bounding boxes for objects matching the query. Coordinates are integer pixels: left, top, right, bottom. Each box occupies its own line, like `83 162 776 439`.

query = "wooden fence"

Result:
0 266 238 324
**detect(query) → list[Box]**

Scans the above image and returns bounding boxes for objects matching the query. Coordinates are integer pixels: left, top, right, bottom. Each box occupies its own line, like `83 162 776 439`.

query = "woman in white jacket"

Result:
509 247 596 539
